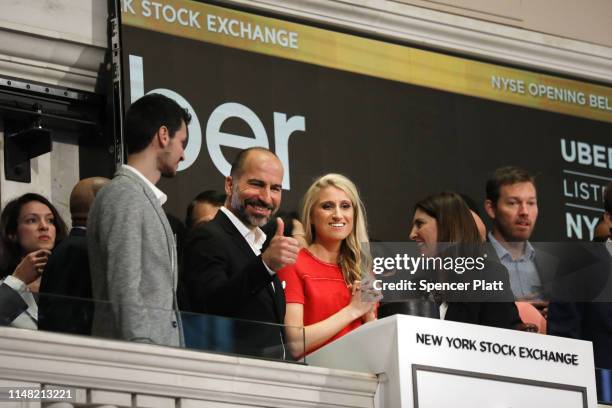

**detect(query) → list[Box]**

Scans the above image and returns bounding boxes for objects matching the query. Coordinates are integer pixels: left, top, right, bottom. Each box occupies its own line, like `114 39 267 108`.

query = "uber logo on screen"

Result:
128 55 306 189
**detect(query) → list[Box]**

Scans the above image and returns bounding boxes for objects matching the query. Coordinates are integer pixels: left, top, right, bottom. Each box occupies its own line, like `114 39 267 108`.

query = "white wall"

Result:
0 0 107 91
394 0 612 48
0 0 106 218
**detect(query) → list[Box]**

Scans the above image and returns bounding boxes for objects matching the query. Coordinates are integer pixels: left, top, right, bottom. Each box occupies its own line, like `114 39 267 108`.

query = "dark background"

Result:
113 24 612 242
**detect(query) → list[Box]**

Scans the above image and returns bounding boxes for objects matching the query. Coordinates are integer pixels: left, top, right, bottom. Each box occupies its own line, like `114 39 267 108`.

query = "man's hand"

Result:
13 249 50 285
262 218 299 271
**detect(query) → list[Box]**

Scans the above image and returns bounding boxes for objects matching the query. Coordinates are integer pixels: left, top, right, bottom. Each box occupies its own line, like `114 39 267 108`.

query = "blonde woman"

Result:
278 174 376 356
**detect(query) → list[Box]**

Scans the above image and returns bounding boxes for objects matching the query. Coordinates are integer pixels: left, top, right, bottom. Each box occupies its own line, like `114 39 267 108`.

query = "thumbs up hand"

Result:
275 217 285 237
262 217 299 271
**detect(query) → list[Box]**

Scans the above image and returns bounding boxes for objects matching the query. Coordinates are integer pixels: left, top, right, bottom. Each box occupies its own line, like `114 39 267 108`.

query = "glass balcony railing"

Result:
2 292 305 363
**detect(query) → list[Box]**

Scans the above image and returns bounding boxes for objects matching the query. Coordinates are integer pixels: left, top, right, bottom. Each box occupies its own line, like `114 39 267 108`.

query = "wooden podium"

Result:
307 315 597 407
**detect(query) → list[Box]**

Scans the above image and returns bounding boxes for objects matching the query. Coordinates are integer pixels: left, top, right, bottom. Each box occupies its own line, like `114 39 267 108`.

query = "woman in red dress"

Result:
278 173 376 357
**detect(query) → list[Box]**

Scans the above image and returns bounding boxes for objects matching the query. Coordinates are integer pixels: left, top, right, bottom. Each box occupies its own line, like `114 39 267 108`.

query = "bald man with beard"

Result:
39 177 109 335
183 147 298 358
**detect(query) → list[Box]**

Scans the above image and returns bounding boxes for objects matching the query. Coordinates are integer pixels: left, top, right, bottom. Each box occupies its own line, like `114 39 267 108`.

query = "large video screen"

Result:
118 0 612 241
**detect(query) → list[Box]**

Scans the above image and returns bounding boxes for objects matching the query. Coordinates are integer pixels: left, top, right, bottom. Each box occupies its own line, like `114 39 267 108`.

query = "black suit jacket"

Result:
548 302 612 369
379 299 520 330
445 302 521 329
444 259 521 329
548 242 612 369
39 227 93 335
544 242 609 302
533 247 559 297
0 282 28 326
182 210 286 358
379 258 521 329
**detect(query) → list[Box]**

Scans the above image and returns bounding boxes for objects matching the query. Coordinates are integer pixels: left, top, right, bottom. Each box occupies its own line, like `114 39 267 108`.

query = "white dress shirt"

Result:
123 164 167 205
220 206 275 278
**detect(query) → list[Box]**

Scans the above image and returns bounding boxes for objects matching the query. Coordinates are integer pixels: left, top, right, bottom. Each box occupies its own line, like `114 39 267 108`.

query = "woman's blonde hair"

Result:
301 173 371 285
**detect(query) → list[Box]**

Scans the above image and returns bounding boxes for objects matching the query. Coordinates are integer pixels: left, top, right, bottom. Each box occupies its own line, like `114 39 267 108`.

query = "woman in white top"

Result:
0 193 67 329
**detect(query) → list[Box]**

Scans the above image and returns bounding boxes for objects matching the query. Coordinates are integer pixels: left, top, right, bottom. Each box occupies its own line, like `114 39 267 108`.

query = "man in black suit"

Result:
39 177 109 335
548 182 612 369
182 147 299 359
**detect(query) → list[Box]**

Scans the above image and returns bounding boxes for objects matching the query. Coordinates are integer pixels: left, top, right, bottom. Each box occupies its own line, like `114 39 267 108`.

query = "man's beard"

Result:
230 192 276 228
160 168 177 178
159 155 178 178
497 219 533 242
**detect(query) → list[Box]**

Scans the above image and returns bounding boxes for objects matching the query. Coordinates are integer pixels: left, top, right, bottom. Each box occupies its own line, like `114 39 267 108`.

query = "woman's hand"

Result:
285 279 379 356
355 276 381 323
346 281 376 320
362 308 377 323
13 249 51 286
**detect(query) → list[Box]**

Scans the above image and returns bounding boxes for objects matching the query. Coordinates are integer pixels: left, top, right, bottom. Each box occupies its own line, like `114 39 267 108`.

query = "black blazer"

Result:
379 259 521 330
444 259 521 330
445 302 521 329
182 210 286 358
548 302 612 369
39 227 93 335
379 300 520 330
547 242 612 369
0 282 28 326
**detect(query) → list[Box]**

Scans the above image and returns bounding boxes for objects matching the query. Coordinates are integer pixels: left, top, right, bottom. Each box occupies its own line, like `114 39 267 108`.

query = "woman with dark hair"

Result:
0 193 68 328
410 191 521 329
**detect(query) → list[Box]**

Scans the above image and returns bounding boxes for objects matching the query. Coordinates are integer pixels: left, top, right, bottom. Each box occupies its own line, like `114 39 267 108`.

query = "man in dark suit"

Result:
39 177 109 335
548 182 612 369
182 147 299 359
